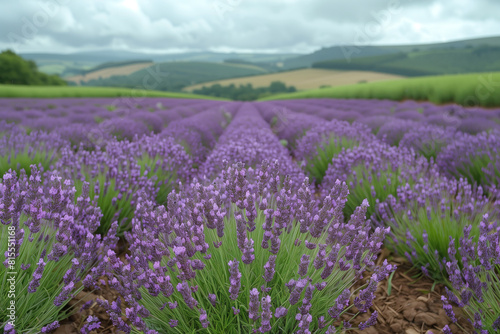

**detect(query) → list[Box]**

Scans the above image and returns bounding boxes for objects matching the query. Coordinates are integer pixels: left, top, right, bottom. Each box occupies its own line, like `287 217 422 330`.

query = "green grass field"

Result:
0 84 227 100
260 72 500 107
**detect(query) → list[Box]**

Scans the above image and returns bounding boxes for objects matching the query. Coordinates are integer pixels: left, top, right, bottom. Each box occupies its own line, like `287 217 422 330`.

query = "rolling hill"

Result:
66 62 154 84
312 46 500 76
21 51 298 77
282 36 500 69
183 69 405 91
79 61 271 91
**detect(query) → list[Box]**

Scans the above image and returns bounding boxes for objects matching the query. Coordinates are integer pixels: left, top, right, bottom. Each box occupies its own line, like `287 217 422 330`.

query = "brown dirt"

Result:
55 239 130 334
347 249 474 334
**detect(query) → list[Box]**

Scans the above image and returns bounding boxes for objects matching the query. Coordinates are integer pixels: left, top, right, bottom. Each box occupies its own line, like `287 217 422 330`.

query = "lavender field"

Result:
1 97 500 334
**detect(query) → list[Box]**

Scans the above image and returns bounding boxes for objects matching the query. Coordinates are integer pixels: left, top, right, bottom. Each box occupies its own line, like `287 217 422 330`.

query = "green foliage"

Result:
193 81 296 101
383 202 483 282
73 172 135 236
0 223 82 332
261 72 500 107
413 140 448 161
467 268 500 331
344 164 402 219
453 154 499 193
306 136 359 183
0 145 57 177
0 50 67 86
136 153 177 205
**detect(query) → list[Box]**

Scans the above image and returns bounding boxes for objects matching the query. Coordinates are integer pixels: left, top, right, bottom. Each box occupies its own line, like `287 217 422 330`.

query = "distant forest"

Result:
193 81 296 101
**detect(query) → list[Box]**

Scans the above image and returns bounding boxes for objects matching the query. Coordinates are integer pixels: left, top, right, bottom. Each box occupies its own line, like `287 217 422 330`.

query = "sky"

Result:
1 0 499 54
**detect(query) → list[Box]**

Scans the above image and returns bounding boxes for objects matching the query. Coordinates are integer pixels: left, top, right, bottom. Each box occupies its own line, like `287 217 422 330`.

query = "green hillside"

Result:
0 84 227 99
80 61 270 91
282 36 500 69
260 72 500 107
313 46 500 76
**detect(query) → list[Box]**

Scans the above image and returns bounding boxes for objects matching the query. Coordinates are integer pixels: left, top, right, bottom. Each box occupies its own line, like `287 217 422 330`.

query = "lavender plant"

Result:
0 129 67 177
376 119 419 146
322 142 434 219
399 124 457 160
256 103 323 149
295 120 375 183
437 129 500 196
53 142 157 235
134 135 194 205
377 177 497 282
0 167 116 333
442 219 500 333
103 162 394 333
161 106 234 168
201 105 305 186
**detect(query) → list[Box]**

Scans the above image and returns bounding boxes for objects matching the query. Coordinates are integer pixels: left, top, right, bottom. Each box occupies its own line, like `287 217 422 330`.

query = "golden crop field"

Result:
183 68 405 91
66 62 154 84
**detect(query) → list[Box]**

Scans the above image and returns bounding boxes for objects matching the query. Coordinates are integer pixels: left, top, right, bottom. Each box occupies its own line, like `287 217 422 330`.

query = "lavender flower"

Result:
274 306 288 319
358 311 378 330
200 308 210 328
81 316 101 334
208 294 217 307
263 255 277 282
249 288 260 321
259 295 272 333
298 254 310 276
228 259 242 300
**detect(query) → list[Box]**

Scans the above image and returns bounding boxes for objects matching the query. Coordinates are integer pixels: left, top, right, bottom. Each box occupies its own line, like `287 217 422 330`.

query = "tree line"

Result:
193 81 296 100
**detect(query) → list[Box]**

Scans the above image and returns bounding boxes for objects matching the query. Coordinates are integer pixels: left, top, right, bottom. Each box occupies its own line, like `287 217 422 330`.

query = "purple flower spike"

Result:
259 295 272 333
228 259 242 300
208 293 217 307
263 255 277 282
249 288 260 321
199 308 209 328
358 311 378 330
275 306 288 319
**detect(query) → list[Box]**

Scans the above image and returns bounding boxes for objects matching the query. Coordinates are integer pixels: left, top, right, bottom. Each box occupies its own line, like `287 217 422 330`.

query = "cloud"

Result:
0 0 499 54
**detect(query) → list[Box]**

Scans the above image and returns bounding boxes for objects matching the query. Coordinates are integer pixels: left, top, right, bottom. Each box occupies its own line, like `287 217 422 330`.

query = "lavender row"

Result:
201 103 305 186
1 97 500 333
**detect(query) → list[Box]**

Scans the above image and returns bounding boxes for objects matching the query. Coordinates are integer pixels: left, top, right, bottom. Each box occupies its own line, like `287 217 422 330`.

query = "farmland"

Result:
79 61 271 92
1 96 499 334
66 62 154 84
183 68 405 91
262 72 500 107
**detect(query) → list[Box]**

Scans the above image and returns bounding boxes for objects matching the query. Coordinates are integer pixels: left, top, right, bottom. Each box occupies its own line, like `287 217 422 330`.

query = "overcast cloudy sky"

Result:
1 0 499 54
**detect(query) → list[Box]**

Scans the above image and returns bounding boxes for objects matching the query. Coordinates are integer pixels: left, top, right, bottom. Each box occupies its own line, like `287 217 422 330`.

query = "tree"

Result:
0 50 67 86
